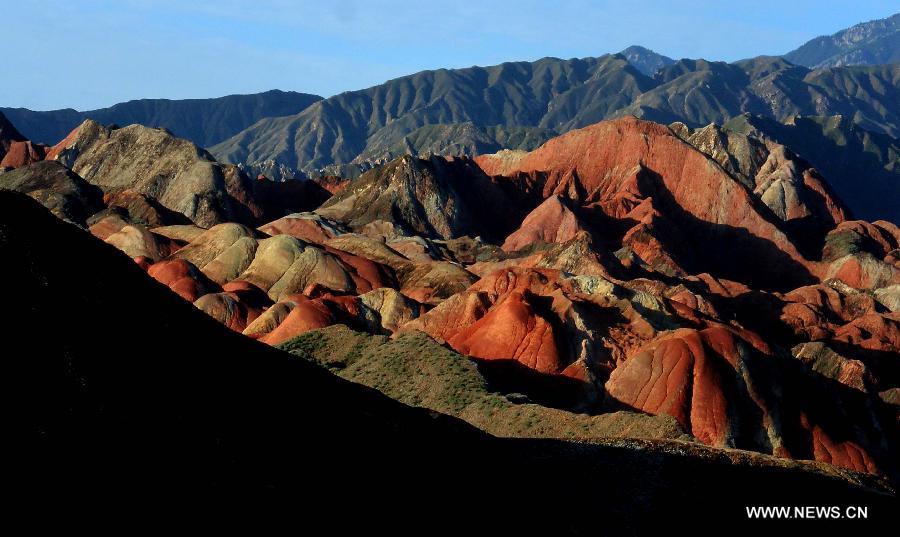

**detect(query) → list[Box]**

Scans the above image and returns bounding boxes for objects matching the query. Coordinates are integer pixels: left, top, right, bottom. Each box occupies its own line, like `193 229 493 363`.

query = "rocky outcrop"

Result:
48 120 264 227
103 223 181 261
236 235 394 301
162 221 396 301
168 223 261 284
101 189 192 227
679 122 847 227
822 220 900 289
253 293 374 345
0 161 102 226
317 155 528 242
358 287 423 332
194 281 273 333
723 113 900 224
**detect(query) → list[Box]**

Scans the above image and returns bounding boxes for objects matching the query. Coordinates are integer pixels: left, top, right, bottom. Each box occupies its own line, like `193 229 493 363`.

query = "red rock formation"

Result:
258 293 364 345
404 267 701 382
475 117 817 291
88 214 130 241
501 195 586 252
259 213 344 243
43 125 79 162
796 169 848 225
448 289 563 373
821 220 900 290
147 258 221 302
310 175 350 195
833 313 900 353
605 325 881 474
103 190 188 227
13 113 890 479
0 111 26 162
0 140 48 168
780 283 881 340
193 281 273 332
322 245 396 294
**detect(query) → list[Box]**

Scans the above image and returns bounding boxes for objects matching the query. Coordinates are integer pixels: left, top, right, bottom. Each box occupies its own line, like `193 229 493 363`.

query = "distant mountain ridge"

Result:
209 55 900 176
784 13 900 68
0 89 322 148
211 54 654 174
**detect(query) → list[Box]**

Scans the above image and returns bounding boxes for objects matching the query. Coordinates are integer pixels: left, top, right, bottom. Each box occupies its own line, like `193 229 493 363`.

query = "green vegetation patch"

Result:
278 325 691 443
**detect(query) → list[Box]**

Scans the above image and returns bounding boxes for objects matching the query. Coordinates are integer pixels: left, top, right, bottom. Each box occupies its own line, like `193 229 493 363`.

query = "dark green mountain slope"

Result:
0 89 322 147
785 13 900 68
210 55 655 173
617 58 900 137
210 55 900 175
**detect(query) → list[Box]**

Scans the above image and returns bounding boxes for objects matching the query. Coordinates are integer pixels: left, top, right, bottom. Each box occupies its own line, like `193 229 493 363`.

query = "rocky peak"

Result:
618 45 675 76
47 120 263 227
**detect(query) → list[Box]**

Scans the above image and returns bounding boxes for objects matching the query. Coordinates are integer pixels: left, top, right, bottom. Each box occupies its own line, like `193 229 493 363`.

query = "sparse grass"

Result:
277 325 691 443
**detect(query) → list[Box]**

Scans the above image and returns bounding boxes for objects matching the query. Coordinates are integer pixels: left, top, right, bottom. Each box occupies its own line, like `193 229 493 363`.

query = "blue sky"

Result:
4 0 897 110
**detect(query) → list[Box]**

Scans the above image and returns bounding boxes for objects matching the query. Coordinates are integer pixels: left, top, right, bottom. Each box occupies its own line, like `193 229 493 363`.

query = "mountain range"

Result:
5 15 899 184
0 89 321 147
207 56 900 178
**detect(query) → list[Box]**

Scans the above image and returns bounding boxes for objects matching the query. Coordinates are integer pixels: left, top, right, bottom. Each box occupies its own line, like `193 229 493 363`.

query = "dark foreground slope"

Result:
3 190 894 531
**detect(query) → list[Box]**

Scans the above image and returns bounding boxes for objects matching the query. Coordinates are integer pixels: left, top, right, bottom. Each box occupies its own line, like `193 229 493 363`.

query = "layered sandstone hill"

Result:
722 112 900 224
475 116 851 290
7 189 894 529
401 266 895 474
